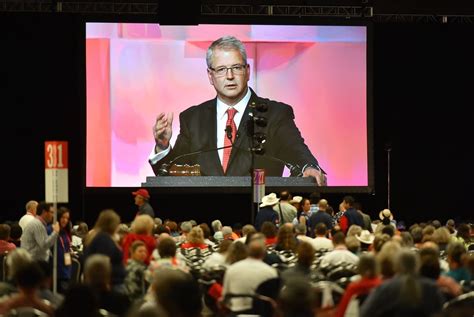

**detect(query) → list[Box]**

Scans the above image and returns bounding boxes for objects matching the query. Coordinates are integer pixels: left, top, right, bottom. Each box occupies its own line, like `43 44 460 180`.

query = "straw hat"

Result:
379 209 393 221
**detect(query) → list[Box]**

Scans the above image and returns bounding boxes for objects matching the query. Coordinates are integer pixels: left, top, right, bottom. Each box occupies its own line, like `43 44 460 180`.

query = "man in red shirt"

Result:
339 196 364 234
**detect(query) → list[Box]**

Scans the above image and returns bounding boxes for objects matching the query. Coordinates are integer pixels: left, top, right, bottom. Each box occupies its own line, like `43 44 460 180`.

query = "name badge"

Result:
64 253 72 266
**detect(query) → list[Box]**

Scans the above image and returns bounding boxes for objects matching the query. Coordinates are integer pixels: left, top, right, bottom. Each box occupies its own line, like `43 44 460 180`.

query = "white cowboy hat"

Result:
379 209 394 221
260 193 280 208
356 230 375 244
289 196 303 204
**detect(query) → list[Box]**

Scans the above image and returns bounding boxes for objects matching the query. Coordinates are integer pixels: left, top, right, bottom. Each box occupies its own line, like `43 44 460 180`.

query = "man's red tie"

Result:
222 108 237 173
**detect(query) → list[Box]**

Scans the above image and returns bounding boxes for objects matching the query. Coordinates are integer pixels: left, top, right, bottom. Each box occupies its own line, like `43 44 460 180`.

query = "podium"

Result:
142 176 318 193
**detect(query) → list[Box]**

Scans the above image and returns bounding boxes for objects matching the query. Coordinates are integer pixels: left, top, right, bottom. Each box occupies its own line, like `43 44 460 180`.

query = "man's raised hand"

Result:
153 112 173 151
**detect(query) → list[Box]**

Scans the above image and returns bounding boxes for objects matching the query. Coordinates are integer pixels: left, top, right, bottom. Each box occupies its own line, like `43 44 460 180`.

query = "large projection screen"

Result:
86 23 371 190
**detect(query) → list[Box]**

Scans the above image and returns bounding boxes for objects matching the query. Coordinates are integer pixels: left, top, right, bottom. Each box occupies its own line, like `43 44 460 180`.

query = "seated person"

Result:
0 262 54 316
83 254 131 317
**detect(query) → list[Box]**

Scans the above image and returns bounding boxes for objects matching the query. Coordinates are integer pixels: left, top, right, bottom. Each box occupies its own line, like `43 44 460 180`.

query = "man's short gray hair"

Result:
25 200 38 212
154 217 163 226
295 223 307 235
206 36 248 68
221 226 233 236
180 221 192 233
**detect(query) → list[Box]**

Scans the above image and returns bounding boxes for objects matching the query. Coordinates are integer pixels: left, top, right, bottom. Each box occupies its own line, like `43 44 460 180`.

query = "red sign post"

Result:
45 141 69 203
45 141 68 295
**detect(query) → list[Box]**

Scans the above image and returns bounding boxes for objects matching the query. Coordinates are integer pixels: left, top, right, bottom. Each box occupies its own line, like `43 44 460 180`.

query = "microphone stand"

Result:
251 134 257 225
247 114 259 225
225 123 258 224
385 143 392 210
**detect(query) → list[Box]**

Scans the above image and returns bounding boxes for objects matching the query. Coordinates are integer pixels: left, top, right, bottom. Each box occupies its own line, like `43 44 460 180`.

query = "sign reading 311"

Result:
45 141 69 203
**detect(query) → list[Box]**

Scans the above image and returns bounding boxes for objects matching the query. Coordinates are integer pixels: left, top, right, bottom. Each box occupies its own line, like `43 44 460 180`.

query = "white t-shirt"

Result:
313 236 335 251
223 257 278 312
320 247 359 267
19 213 35 230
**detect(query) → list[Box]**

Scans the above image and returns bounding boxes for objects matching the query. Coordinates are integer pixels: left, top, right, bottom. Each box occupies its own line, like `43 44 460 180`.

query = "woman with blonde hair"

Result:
347 225 362 237
83 209 126 292
180 226 208 249
225 241 248 265
376 240 401 280
432 227 452 252
122 214 156 265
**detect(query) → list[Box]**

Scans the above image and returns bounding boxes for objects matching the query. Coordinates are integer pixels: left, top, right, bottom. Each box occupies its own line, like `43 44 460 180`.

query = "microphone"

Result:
225 125 233 142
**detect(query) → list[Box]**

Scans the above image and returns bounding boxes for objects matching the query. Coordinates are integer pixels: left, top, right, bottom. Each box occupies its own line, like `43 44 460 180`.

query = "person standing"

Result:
149 35 326 185
132 188 155 218
273 191 297 224
339 196 364 234
254 193 280 231
19 200 38 230
83 209 126 293
57 207 73 293
21 201 59 261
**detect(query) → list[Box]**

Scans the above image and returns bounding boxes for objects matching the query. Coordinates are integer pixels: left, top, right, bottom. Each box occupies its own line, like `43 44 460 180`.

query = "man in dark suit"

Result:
149 36 326 185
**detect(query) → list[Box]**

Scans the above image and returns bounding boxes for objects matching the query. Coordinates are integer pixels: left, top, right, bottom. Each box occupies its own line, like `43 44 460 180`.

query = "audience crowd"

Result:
0 190 472 317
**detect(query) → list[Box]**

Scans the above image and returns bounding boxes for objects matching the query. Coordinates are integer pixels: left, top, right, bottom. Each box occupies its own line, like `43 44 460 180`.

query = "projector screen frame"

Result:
83 16 374 194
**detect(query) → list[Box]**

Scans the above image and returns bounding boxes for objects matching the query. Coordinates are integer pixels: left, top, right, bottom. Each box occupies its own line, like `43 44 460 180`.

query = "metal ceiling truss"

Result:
373 14 474 24
200 4 371 18
0 1 159 14
1 1 473 23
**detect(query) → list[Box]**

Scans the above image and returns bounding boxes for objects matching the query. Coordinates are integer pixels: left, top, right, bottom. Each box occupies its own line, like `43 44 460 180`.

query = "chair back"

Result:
70 257 82 283
254 277 282 316
443 291 474 310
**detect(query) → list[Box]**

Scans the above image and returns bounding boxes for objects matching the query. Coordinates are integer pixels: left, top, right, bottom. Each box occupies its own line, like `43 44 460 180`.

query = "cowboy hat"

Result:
289 196 303 204
356 230 375 244
379 209 393 221
259 193 280 208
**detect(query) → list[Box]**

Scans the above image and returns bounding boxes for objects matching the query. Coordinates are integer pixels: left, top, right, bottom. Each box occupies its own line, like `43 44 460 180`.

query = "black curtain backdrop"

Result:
1 14 472 227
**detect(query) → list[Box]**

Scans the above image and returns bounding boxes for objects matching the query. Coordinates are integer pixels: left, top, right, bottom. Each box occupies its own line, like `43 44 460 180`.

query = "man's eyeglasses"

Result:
209 64 247 77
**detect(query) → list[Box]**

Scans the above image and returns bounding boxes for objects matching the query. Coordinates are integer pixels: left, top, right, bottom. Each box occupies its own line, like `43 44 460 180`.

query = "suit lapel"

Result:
205 99 225 176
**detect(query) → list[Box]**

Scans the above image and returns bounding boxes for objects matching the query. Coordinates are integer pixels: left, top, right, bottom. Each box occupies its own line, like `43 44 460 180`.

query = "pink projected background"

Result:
86 23 367 187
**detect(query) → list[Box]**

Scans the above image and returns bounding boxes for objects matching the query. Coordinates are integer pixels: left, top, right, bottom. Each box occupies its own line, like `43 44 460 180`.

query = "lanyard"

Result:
59 234 71 252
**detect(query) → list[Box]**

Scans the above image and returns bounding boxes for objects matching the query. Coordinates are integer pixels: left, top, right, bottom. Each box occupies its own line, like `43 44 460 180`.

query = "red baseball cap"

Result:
132 188 150 199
